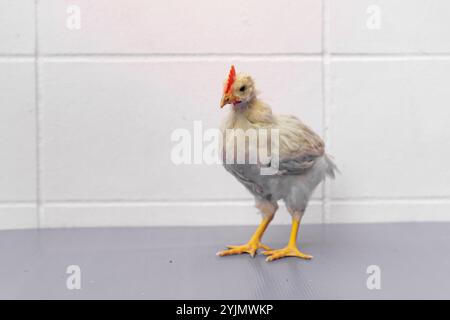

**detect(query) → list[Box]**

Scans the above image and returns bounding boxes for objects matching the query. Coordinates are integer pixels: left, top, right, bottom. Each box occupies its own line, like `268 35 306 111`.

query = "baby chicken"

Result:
217 65 337 261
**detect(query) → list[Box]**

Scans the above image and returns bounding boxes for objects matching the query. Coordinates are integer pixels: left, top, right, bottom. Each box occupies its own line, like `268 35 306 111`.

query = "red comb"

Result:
224 65 236 94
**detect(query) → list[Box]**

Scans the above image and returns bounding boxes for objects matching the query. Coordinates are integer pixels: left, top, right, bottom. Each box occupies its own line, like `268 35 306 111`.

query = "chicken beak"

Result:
220 93 234 108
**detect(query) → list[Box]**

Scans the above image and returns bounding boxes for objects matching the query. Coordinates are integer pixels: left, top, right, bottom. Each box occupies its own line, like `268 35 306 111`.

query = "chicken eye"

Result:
239 85 246 92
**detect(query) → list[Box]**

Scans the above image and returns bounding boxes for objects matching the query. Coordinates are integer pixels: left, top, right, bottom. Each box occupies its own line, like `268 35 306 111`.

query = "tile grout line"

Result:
40 52 322 57
34 0 43 229
3 196 450 207
321 0 331 224
320 0 326 224
38 55 323 63
42 198 450 206
4 53 450 58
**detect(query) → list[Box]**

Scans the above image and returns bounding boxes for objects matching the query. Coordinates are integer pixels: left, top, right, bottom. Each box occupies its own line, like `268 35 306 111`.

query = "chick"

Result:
217 65 337 261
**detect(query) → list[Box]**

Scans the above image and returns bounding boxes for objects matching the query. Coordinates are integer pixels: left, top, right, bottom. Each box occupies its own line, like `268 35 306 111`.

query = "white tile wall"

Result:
0 62 36 201
330 0 450 53
0 0 35 54
0 61 37 229
39 0 322 54
41 201 323 228
1 0 450 229
329 60 450 199
0 205 37 229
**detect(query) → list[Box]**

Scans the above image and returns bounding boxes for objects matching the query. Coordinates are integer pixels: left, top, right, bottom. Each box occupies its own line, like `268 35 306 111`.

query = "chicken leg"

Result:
263 216 313 261
216 216 272 258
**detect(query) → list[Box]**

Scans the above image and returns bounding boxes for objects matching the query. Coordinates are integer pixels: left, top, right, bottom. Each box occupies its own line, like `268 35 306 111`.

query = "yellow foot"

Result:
217 242 271 258
263 246 313 262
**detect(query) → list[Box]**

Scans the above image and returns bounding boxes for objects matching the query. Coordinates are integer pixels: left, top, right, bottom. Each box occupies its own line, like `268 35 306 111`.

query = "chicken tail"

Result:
324 154 339 179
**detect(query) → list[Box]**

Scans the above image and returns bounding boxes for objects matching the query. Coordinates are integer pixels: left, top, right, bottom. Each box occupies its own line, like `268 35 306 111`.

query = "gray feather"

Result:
223 154 338 212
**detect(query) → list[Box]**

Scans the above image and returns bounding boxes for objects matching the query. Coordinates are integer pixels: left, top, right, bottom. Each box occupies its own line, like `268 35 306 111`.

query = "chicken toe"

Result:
217 242 271 258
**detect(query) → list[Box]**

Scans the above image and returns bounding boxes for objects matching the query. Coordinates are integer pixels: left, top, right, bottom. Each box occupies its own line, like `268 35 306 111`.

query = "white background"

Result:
1 0 450 229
